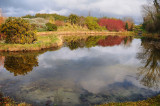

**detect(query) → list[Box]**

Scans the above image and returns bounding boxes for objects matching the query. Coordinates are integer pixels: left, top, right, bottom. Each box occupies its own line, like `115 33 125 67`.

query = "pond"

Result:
0 35 160 106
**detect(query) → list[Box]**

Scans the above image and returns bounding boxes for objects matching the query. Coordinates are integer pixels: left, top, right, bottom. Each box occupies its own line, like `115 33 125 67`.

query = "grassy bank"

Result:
100 95 160 106
0 31 135 52
38 31 135 36
0 34 62 52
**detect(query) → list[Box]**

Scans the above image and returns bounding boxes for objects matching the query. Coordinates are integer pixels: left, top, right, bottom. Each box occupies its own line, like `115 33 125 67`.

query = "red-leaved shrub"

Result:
98 18 125 31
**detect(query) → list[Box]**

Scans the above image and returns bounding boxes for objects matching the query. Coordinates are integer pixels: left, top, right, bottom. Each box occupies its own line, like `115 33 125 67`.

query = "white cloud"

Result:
0 0 147 23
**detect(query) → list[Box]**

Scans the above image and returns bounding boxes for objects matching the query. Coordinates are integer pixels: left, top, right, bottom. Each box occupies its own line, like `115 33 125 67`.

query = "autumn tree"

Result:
98 18 125 31
68 14 79 25
142 0 160 33
123 17 134 31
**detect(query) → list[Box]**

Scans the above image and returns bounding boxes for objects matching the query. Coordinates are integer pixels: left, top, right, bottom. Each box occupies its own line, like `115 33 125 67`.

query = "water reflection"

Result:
0 56 5 68
0 48 61 76
98 36 133 47
0 36 160 105
4 55 38 76
64 35 133 50
137 38 160 88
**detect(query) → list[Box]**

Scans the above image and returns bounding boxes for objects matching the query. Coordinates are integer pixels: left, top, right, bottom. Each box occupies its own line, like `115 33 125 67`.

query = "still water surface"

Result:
0 36 160 106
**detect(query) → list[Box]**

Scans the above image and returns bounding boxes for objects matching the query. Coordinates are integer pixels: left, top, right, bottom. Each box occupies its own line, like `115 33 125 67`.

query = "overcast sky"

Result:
0 0 147 24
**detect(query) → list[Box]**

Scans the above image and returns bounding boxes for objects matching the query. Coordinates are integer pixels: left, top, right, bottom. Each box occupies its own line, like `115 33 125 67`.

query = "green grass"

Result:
0 34 62 52
100 95 160 106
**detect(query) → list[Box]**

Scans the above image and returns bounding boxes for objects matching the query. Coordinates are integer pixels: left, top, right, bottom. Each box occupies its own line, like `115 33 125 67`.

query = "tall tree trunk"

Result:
154 0 160 13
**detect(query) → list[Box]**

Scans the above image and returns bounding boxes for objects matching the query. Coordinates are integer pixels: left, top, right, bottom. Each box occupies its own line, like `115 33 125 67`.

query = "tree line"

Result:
22 13 134 31
142 0 160 33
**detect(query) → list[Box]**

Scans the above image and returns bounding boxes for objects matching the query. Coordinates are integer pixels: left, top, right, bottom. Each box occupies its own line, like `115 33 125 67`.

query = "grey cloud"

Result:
0 0 147 24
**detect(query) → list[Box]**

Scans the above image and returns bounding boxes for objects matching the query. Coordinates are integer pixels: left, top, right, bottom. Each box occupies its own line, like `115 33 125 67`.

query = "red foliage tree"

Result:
98 18 125 31
98 36 126 47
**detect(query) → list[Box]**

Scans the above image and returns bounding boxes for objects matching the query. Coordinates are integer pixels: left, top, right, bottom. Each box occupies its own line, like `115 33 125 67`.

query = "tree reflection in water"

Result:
98 36 133 47
137 38 160 88
3 53 39 76
0 56 5 68
4 55 38 76
64 35 133 50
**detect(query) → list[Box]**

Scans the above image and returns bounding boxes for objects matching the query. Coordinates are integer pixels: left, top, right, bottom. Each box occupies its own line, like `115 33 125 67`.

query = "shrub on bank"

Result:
24 18 49 32
0 17 6 40
98 18 125 31
0 17 37 44
45 23 57 31
58 23 89 31
85 16 106 31
68 14 79 25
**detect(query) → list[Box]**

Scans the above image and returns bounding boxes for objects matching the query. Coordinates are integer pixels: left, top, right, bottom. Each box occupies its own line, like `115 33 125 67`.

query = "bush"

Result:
68 14 79 25
25 18 49 32
45 23 57 31
98 18 125 31
85 16 106 31
0 17 6 40
0 17 37 44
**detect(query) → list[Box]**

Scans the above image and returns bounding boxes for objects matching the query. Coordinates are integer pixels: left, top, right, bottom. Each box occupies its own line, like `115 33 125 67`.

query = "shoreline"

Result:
0 31 134 52
0 34 63 52
38 31 135 36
